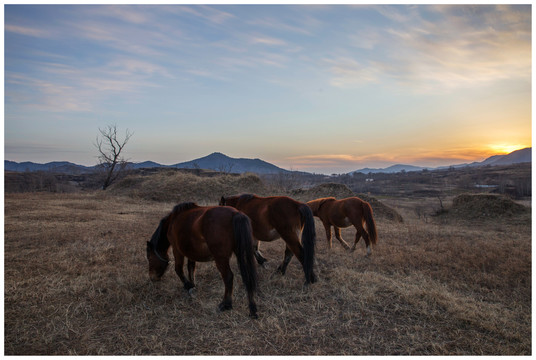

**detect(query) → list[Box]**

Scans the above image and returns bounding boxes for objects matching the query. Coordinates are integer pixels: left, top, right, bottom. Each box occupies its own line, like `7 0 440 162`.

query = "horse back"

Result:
265 196 304 230
341 197 371 224
170 206 237 261
239 195 303 239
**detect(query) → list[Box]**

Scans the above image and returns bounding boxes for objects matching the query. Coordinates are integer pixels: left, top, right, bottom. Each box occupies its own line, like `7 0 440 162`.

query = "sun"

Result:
488 144 528 154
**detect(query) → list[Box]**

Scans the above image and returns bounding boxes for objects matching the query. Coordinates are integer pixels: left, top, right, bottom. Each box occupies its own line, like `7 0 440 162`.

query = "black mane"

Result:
238 194 255 203
172 202 199 214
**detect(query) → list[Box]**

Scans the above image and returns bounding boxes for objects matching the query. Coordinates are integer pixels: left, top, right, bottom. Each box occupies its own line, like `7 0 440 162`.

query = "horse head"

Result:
219 194 248 207
146 241 169 281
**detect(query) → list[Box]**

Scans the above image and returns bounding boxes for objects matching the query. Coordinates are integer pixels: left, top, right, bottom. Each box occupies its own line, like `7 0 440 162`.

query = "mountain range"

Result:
350 147 531 174
4 152 290 175
4 148 531 175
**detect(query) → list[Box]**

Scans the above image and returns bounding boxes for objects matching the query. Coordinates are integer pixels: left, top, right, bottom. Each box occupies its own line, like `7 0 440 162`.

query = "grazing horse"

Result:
307 197 377 256
146 202 258 318
220 194 317 285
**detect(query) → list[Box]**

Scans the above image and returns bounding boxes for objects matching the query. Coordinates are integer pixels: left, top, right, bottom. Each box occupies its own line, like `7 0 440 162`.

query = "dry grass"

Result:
4 189 531 355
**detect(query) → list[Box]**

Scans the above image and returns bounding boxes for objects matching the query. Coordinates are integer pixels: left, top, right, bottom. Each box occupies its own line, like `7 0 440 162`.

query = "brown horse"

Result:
220 194 317 285
146 202 258 318
307 197 377 256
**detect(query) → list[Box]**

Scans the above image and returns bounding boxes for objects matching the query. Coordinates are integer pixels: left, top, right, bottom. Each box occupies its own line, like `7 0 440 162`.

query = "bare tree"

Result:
218 162 235 174
95 124 133 190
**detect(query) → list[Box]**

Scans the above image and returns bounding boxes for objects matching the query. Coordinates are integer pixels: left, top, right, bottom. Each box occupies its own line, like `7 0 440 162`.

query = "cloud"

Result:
287 154 368 166
246 17 313 36
168 5 235 25
325 5 531 92
324 57 381 87
5 24 53 38
284 145 513 171
5 55 168 113
249 35 288 46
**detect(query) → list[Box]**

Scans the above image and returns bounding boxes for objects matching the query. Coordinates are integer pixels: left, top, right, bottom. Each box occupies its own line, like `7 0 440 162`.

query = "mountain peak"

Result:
171 152 289 174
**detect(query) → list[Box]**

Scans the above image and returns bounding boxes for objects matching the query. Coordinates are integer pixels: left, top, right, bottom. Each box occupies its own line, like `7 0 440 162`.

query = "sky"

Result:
4 4 532 174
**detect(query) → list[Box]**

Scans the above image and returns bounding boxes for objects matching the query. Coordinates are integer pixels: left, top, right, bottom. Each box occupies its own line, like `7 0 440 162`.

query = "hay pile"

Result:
290 183 403 223
109 171 268 204
448 194 529 220
290 183 355 201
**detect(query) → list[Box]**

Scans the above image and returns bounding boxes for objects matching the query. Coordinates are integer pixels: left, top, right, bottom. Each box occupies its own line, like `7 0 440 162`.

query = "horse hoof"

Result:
249 312 259 319
187 288 196 297
218 302 232 312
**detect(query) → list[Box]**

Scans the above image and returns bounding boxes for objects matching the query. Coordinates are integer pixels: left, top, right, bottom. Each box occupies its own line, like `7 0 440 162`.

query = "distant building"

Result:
365 178 374 182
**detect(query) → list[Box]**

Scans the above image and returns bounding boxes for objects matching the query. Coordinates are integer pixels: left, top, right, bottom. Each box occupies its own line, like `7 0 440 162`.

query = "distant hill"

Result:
5 152 291 175
4 160 95 174
350 164 429 174
479 147 531 166
170 152 290 174
129 161 166 169
350 148 531 174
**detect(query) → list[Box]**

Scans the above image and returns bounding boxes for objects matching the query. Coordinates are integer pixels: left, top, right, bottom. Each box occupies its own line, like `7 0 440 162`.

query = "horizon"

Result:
4 146 531 175
5 5 532 174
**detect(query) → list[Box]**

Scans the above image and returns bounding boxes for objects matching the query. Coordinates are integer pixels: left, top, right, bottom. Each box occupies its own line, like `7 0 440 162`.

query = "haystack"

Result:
448 194 529 220
109 171 268 204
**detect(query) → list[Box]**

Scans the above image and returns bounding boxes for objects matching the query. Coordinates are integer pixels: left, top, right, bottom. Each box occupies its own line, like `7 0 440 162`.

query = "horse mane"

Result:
172 202 199 215
314 197 336 212
238 194 256 203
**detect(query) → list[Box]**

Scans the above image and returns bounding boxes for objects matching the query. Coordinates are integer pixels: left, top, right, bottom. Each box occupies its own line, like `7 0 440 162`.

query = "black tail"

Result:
299 204 316 284
233 213 258 317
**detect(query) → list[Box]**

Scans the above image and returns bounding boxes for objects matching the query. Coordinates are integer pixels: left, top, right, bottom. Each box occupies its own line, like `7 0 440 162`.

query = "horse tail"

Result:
299 204 316 283
233 212 258 296
362 201 377 245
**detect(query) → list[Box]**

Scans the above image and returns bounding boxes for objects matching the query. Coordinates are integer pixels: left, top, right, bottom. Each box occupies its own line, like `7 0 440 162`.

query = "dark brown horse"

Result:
146 202 258 318
307 197 377 256
220 194 316 285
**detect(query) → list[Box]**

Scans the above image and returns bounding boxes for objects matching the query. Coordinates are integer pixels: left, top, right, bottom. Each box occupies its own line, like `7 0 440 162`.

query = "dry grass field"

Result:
4 173 531 355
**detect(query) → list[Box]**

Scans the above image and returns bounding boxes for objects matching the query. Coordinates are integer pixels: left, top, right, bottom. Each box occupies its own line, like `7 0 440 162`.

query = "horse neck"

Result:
309 200 319 212
308 199 324 214
224 195 241 207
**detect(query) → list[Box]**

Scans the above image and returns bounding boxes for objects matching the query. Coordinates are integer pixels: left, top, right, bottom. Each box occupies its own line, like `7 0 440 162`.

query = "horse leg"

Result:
214 258 234 312
334 226 351 250
254 240 268 267
351 226 371 256
322 221 333 249
186 259 197 294
280 231 317 284
276 246 294 275
174 254 195 291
